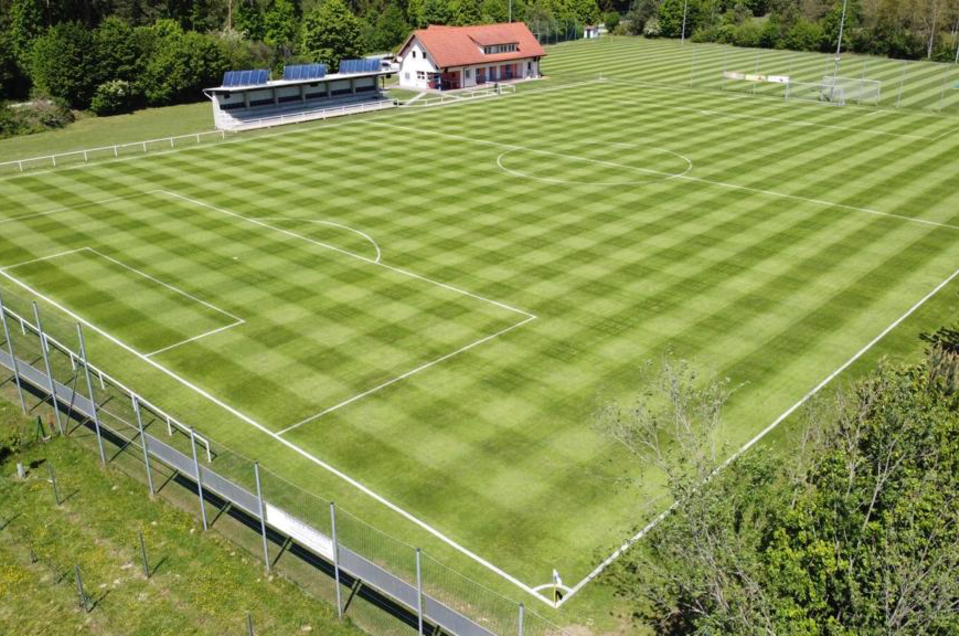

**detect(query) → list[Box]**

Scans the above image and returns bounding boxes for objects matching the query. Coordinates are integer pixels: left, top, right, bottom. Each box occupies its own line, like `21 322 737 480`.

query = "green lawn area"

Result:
0 102 213 163
0 400 360 636
0 36 958 632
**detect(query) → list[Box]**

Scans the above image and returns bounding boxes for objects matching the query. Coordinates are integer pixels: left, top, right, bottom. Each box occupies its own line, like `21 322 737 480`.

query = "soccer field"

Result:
2 36 959 616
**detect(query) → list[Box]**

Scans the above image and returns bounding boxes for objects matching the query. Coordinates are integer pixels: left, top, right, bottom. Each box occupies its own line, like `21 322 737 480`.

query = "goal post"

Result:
820 75 881 106
784 81 845 106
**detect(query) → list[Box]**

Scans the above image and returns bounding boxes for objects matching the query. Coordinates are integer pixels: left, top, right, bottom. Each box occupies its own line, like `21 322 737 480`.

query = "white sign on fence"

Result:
265 504 335 560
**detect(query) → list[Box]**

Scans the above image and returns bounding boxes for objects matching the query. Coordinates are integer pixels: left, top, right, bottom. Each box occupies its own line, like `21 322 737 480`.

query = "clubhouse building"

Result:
395 23 546 91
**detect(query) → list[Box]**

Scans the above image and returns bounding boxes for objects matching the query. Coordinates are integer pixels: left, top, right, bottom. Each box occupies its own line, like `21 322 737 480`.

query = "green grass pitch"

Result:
1 36 959 613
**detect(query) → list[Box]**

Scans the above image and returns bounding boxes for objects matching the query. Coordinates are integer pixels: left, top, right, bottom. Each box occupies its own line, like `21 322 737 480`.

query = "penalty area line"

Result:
555 259 959 607
0 188 554 607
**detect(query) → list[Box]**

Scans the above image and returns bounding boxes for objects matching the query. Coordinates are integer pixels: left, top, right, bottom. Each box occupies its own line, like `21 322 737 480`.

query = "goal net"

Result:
784 81 845 106
820 75 881 106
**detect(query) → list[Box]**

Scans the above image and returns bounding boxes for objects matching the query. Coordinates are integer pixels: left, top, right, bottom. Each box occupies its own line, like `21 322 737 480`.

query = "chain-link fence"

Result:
0 283 569 636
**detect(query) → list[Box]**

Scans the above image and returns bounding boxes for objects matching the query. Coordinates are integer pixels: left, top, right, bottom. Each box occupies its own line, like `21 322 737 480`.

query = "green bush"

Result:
90 79 139 115
29 22 97 108
604 11 620 31
0 98 73 138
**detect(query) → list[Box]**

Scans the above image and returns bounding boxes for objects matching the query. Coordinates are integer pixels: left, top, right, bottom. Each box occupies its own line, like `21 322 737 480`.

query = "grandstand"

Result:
203 61 395 131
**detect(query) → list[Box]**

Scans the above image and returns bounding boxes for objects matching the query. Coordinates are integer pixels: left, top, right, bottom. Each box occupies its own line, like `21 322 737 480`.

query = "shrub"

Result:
90 79 138 115
604 11 620 31
643 17 662 37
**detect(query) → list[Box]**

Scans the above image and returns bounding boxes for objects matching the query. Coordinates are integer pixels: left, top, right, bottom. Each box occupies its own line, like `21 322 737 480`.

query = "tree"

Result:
235 0 267 40
452 0 484 23
600 340 959 633
569 0 601 23
29 22 97 108
93 16 144 85
9 0 46 73
423 0 452 24
658 0 702 36
375 3 412 50
0 28 17 99
407 0 428 26
482 0 512 22
141 25 227 105
264 0 299 54
301 0 362 71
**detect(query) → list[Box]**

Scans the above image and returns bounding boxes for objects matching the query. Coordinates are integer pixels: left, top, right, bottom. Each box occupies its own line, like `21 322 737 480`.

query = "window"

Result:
527 61 532 70
405 72 410 79
412 50 417 58
416 70 426 80
465 68 471 78
483 43 518 54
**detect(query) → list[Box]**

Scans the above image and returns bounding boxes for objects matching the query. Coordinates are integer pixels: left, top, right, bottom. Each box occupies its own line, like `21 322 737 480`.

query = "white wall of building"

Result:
397 39 439 89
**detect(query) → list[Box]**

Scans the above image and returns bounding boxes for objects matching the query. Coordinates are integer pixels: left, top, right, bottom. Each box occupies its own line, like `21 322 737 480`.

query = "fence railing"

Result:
0 286 568 636
404 85 518 108
226 98 396 132
0 129 234 176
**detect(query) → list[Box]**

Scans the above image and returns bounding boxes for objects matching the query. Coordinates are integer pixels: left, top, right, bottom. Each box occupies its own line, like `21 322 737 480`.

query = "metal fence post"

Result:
33 303 62 435
76 324 106 466
416 548 424 635
0 288 27 414
937 63 950 111
254 462 270 573
518 602 525 636
330 502 343 619
897 61 907 108
139 530 150 578
74 565 90 611
133 396 154 496
190 427 208 531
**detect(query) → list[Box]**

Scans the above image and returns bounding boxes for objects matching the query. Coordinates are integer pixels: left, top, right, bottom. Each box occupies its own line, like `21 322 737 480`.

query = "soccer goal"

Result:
784 81 844 106
820 76 882 106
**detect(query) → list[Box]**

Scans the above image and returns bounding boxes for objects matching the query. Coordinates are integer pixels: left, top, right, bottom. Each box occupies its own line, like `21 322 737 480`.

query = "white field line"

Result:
556 259 959 607
0 192 153 226
158 191 535 319
0 247 90 270
0 188 551 605
255 217 382 263
144 320 245 358
279 315 536 434
0 79 602 184
373 121 959 232
1 245 245 358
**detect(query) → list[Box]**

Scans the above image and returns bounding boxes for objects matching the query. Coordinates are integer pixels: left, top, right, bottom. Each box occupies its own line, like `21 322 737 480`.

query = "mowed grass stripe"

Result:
0 38 956 600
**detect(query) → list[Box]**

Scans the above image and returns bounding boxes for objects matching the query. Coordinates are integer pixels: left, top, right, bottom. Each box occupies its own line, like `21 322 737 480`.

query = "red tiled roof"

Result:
398 23 546 69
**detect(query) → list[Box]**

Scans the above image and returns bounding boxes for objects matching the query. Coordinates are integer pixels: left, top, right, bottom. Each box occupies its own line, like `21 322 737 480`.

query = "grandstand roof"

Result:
397 23 546 69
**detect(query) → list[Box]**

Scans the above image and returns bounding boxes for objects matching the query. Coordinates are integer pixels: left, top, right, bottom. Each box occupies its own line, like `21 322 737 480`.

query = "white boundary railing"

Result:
226 98 395 132
0 129 233 174
404 84 517 108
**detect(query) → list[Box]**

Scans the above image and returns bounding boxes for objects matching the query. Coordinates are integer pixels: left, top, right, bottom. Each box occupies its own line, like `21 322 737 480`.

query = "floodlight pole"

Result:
954 35 959 64
34 302 62 435
832 0 849 83
680 0 689 44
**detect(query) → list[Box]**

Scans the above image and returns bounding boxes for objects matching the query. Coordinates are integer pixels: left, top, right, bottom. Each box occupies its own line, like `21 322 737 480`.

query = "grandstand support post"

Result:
254 462 270 574
330 503 343 619
518 602 525 636
680 0 689 44
190 427 208 531
133 396 154 496
0 288 26 415
77 324 106 466
34 302 62 435
897 61 908 108
415 548 424 635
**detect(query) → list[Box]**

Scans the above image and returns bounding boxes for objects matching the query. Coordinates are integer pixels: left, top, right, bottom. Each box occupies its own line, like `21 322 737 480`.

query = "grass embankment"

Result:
0 102 213 163
0 401 361 636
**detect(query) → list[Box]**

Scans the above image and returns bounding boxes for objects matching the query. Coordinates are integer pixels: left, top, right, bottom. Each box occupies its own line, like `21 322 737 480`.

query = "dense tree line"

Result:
599 317 959 633
0 0 601 128
626 0 959 62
